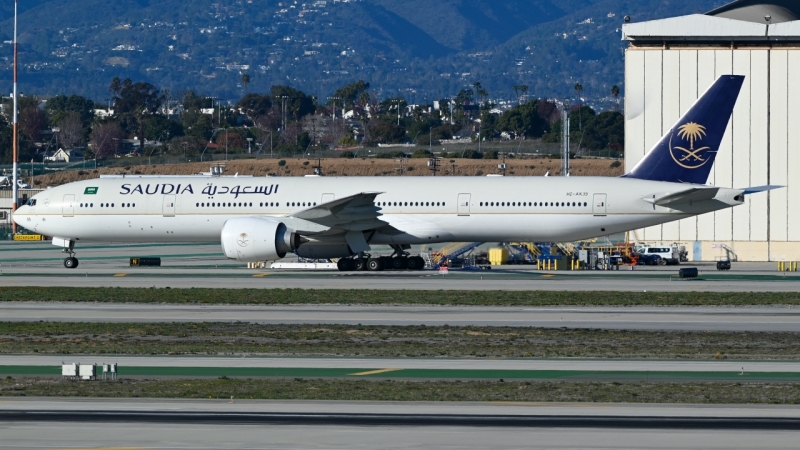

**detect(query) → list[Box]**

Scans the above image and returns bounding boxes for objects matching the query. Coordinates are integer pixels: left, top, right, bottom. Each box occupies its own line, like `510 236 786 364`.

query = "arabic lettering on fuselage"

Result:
119 183 279 199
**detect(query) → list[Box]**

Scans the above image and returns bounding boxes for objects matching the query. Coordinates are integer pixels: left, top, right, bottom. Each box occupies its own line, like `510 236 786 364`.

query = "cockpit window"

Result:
25 199 36 206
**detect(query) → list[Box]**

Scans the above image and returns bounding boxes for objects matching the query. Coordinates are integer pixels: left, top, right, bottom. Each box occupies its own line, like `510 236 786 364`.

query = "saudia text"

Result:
120 183 279 199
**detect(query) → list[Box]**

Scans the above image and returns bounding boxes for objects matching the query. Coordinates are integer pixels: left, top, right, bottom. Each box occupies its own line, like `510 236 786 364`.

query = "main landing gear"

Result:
336 245 424 272
336 255 425 272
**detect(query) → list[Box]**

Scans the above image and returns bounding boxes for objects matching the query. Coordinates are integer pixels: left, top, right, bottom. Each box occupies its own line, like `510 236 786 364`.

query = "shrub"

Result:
278 160 286 167
610 160 622 168
339 151 355 158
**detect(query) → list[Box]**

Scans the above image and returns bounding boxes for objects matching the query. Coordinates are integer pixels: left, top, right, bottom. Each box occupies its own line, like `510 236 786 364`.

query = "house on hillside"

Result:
45 148 84 163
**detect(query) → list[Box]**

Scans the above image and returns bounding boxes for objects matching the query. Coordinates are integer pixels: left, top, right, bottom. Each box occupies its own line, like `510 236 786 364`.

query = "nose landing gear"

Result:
54 238 79 269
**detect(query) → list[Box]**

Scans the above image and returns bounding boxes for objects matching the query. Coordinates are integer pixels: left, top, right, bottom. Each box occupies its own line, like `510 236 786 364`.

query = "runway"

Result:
2 399 800 449
5 302 800 331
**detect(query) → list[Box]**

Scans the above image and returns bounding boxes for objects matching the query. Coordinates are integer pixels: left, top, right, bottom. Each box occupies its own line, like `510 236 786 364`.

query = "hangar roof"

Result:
623 12 800 42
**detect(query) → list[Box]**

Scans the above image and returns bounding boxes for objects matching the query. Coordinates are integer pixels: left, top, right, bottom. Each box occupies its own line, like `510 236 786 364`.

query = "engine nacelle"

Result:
221 217 299 262
295 242 353 259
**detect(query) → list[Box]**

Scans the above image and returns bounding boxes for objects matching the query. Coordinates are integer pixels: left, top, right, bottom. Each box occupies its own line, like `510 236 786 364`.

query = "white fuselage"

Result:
13 175 744 247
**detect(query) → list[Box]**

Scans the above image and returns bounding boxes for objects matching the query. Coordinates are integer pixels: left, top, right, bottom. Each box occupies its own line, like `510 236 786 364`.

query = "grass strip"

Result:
2 287 800 306
3 377 800 404
2 322 798 360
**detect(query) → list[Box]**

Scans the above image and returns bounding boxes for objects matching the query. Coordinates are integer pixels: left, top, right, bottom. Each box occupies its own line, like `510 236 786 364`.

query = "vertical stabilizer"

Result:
623 75 745 184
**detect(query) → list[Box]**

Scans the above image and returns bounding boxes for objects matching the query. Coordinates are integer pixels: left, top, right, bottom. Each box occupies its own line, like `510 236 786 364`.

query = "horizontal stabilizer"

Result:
642 187 720 207
740 185 783 195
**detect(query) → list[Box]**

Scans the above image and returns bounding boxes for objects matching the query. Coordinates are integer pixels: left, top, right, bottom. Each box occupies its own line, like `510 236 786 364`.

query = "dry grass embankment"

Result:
3 378 800 404
2 322 797 359
32 157 624 187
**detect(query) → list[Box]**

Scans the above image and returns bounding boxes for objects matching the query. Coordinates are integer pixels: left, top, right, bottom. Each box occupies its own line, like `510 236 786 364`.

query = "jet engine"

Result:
221 217 300 262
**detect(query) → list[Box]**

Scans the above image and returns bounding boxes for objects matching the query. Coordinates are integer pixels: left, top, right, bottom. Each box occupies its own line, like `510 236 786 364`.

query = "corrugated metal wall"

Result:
625 46 800 261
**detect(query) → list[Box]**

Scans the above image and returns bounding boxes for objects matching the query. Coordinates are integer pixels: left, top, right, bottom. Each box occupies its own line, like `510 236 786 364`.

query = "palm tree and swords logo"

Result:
669 122 714 169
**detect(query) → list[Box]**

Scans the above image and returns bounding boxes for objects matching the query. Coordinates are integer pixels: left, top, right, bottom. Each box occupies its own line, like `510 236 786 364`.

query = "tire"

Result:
354 258 367 271
337 259 351 271
392 257 408 270
64 257 78 269
657 258 667 266
407 256 425 270
367 258 383 271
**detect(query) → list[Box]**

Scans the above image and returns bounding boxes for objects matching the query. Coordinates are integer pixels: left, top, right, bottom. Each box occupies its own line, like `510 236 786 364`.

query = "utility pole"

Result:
11 0 19 233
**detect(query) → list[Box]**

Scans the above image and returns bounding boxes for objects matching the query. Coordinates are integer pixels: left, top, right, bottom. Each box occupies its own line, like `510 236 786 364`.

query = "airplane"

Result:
12 75 778 270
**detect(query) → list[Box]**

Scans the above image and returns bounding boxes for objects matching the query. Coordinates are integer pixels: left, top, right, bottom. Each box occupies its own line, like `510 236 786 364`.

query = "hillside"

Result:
0 0 726 102
31 157 624 187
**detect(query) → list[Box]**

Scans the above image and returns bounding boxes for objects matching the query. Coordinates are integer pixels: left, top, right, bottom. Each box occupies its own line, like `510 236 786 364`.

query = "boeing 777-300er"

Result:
13 75 778 270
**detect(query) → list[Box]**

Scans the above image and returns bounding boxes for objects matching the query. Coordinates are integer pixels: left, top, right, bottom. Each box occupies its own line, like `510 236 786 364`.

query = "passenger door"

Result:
62 194 75 217
593 193 607 216
457 193 471 216
163 194 176 217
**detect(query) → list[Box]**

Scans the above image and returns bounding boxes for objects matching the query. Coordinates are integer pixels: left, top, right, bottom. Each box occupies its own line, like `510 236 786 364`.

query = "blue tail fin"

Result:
623 75 745 184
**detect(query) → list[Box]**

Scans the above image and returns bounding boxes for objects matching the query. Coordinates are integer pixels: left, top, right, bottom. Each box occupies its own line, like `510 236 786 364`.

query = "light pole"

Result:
11 0 18 232
327 96 340 145
392 99 401 126
280 96 289 131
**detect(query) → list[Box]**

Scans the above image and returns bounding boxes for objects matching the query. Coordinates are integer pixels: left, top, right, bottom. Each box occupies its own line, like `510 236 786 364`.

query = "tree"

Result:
57 112 85 148
19 105 47 143
331 80 369 109
143 115 184 141
110 78 163 115
270 85 315 122
45 95 94 127
110 78 165 144
89 121 125 159
241 73 251 92
368 119 406 144
495 99 549 139
236 93 272 121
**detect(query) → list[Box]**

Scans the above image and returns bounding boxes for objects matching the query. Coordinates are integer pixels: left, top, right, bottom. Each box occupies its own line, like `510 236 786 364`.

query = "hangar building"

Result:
622 0 800 261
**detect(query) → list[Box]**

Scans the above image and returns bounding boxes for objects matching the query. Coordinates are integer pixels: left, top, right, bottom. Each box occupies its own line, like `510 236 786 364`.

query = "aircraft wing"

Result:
642 187 720 207
288 191 385 232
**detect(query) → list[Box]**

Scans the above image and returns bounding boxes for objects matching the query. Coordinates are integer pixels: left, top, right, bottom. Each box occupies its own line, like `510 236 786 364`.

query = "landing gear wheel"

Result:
406 256 424 270
337 258 353 271
367 258 383 271
392 257 408 270
64 257 79 269
353 258 368 271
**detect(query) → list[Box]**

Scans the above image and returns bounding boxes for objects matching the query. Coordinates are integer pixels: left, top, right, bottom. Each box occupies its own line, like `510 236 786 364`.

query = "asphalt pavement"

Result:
2 399 800 449
4 302 800 331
